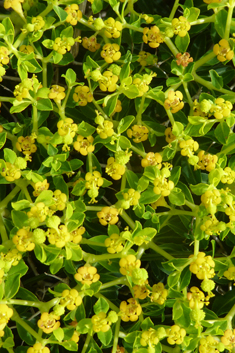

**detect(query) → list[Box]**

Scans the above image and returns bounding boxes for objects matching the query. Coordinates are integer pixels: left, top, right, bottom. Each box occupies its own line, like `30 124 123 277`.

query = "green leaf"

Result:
37 98 53 111
166 77 181 87
184 7 200 22
12 200 31 211
139 188 161 204
118 115 135 134
53 327 64 342
53 5 68 21
16 321 36 346
172 122 184 137
122 85 140 99
171 60 184 76
2 17 14 44
190 183 210 195
62 68 77 86
169 166 181 186
214 121 230 144
92 0 103 14
141 317 154 331
175 33 190 52
4 148 17 164
183 73 194 82
168 188 185 206
5 273 20 299
147 90 165 105
76 318 93 334
209 69 223 89
34 244 47 263
0 131 6 149
120 62 130 82
77 121 96 137
60 341 78 351
50 257 64 274
215 9 227 38
119 136 131 149
97 329 112 346
35 190 54 206
11 210 28 228
93 297 109 314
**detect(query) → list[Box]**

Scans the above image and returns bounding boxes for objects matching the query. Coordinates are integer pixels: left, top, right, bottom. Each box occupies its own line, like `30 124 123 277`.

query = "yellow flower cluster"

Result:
19 45 34 54
1 162 21 182
73 135 95 155
91 312 110 333
141 152 162 168
172 16 191 37
199 336 224 353
73 86 93 106
13 228 35 252
53 37 75 55
196 150 218 172
60 289 82 310
4 0 24 15
127 125 149 143
213 39 234 62
189 252 215 280
164 90 184 113
104 17 122 38
97 206 119 226
143 26 164 48
70 226 85 244
187 287 209 309
153 175 174 197
65 4 82 26
105 233 125 254
82 36 101 52
221 329 235 349
106 157 125 180
37 312 60 334
150 282 168 305
30 16 45 31
0 249 22 283
0 46 10 66
201 189 221 215
50 190 67 211
85 171 103 203
176 52 193 67
27 202 50 223
200 215 226 236
16 135 37 156
101 43 121 64
74 264 100 285
166 325 186 345
119 255 141 276
96 119 114 139
165 127 176 143
14 78 34 101
221 167 235 184
47 225 70 248
27 343 50 353
48 85 66 102
122 189 141 207
0 304 14 337
133 282 150 300
224 266 235 281
211 97 233 120
119 298 142 322
98 71 118 92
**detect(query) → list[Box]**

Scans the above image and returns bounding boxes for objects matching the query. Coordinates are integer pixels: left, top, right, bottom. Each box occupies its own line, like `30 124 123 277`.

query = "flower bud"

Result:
94 18 105 31
132 268 149 286
33 229 46 244
53 305 65 316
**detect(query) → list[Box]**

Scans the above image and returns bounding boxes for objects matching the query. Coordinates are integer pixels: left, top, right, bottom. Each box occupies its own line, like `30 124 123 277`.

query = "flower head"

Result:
97 206 119 226
73 86 93 106
164 90 184 113
166 325 186 345
127 125 149 143
27 343 50 353
60 289 82 310
119 255 141 276
49 85 66 102
101 43 121 64
104 17 122 38
37 312 60 334
73 135 95 155
189 252 215 280
172 16 191 37
74 264 100 285
106 157 125 180
16 135 37 155
119 298 142 322
213 39 234 62
143 26 164 48
82 36 100 52
65 4 82 25
13 228 35 252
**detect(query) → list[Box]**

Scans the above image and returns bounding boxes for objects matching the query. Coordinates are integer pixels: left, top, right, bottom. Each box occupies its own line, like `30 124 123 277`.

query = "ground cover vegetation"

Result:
1 0 235 352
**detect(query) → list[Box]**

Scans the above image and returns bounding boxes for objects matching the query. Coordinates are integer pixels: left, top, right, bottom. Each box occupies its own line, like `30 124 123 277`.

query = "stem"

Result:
130 144 146 158
169 0 180 20
0 186 20 209
111 318 121 353
83 252 122 263
88 152 93 173
122 22 144 33
39 4 53 18
32 104 38 134
185 200 198 212
194 73 235 95
42 60 47 87
13 32 27 49
225 301 235 329
193 51 216 72
224 1 234 40
194 240 200 257
81 333 92 353
86 205 103 211
190 14 215 26
148 241 174 260
12 309 43 343
100 277 126 290
183 81 194 114
120 210 136 229
0 215 8 243
92 99 109 120
1 299 42 308
120 172 126 191
136 95 146 124
157 209 195 217
166 110 175 126
164 37 179 57
81 239 106 247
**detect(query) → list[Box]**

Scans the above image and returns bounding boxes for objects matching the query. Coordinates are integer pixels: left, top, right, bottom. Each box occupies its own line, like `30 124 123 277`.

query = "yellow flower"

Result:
123 189 141 206
27 202 50 223
213 39 234 62
50 190 67 211
143 26 164 48
133 282 150 300
104 17 122 38
176 52 193 67
179 139 199 158
200 215 226 236
13 228 35 252
119 298 142 322
165 127 176 143
74 264 100 285
150 283 168 305
224 266 235 281
138 51 157 66
19 45 34 54
47 225 71 248
221 329 235 349
210 97 233 120
85 171 103 189
97 206 119 226
196 150 218 172
153 176 174 197
48 85 66 102
33 179 50 197
0 47 9 65
0 304 13 335
91 312 110 333
53 37 75 55
187 286 208 309
37 312 60 334
31 16 45 31
16 135 37 155
141 152 162 168
164 90 184 113
57 118 77 137
60 289 82 310
189 252 215 280
221 167 235 184
105 233 125 254
65 4 82 25
70 330 80 343
201 189 221 214
73 86 93 106
127 125 149 143
119 255 141 276
97 120 114 139
101 43 121 64
1 162 21 182
166 325 186 345
172 16 191 37
199 336 224 353
4 0 24 15
70 226 85 244
27 343 50 353
82 36 100 52
98 71 118 92
106 157 125 180
73 135 95 155
14 78 34 101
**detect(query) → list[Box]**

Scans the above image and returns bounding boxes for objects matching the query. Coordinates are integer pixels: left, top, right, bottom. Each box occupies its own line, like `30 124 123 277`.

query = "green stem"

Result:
136 95 146 124
39 4 53 18
81 333 92 353
12 309 43 343
111 318 121 353
193 51 216 72
157 209 195 217
130 144 146 158
100 277 126 290
83 252 122 263
88 152 93 173
120 172 126 191
92 99 109 120
148 241 174 260
217 143 235 157
183 81 194 114
161 344 180 353
0 215 8 243
194 239 200 257
185 200 198 212
169 0 180 20
42 60 47 88
190 14 215 26
86 205 103 211
79 17 96 30
0 186 20 209
224 1 234 40
13 32 27 49
0 97 14 103
164 37 179 57
81 239 106 247
1 299 42 308
32 104 38 134
120 210 136 229
122 22 143 33
225 301 235 329
194 73 235 95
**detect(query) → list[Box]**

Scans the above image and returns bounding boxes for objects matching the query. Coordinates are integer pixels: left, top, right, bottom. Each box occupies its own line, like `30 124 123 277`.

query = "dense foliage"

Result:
1 0 235 352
